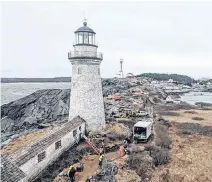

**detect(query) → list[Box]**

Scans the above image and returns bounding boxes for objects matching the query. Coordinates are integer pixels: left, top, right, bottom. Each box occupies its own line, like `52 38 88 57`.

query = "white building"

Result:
1 117 86 182
68 20 105 132
166 95 181 104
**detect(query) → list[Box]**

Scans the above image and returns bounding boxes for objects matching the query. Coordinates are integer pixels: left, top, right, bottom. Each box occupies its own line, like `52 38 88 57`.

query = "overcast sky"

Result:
1 1 212 79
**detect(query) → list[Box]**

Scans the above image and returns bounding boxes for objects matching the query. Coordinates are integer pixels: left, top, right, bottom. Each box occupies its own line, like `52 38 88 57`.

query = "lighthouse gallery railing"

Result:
68 51 103 60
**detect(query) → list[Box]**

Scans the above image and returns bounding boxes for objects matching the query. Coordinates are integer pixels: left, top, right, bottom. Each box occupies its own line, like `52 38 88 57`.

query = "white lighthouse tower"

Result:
68 20 105 132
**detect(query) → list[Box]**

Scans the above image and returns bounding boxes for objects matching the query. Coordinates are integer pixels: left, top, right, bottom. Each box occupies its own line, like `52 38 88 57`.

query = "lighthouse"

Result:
68 20 105 132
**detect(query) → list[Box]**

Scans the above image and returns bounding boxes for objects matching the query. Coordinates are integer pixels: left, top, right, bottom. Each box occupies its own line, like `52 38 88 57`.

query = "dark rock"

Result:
1 89 70 142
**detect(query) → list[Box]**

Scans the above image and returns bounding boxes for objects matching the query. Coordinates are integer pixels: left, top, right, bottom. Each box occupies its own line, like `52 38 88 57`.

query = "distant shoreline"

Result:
1 77 71 83
1 73 199 84
1 81 71 84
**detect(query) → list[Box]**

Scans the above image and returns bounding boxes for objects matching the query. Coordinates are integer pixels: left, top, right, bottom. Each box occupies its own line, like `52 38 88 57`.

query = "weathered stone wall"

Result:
19 123 85 182
69 61 105 132
74 45 97 52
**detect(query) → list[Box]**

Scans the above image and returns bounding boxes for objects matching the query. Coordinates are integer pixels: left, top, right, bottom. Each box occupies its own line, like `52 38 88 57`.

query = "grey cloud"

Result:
1 2 212 78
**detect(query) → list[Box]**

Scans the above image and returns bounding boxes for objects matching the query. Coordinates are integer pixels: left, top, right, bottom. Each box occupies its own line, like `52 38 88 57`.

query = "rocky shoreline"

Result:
1 77 211 145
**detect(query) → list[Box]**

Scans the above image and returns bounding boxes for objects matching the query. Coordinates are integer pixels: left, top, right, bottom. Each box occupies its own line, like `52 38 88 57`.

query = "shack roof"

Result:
1 156 26 182
8 116 85 167
134 118 153 128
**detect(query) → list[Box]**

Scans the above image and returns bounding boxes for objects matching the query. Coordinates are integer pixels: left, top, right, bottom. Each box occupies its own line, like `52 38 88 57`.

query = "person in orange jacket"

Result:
119 145 125 157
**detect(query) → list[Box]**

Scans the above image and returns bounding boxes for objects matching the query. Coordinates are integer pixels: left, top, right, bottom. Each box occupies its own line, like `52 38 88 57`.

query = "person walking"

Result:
98 153 104 168
68 165 76 182
119 145 125 157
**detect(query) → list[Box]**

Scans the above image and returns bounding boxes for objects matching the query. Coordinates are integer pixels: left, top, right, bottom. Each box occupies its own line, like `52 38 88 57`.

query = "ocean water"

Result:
180 92 212 105
1 82 71 105
1 83 212 106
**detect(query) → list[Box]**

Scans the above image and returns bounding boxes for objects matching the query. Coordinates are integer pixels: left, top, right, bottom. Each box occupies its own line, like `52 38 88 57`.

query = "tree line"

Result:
137 73 196 85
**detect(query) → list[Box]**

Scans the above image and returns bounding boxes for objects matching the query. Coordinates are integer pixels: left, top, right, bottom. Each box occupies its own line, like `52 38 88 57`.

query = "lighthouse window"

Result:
79 34 83 44
84 32 89 44
89 34 93 44
98 68 100 75
78 68 82 74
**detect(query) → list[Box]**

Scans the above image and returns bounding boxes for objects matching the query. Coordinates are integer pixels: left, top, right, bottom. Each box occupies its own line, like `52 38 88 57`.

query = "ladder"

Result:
83 136 100 155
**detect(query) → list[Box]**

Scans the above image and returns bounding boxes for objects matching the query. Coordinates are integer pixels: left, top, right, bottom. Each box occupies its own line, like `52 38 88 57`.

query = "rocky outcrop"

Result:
102 78 132 96
1 89 70 142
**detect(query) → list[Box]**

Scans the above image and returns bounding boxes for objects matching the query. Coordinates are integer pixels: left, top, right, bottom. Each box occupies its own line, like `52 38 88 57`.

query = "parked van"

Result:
133 118 153 143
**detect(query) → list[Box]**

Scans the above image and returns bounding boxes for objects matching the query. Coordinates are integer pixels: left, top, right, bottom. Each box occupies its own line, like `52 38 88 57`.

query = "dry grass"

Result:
1 130 48 155
177 123 212 137
184 111 198 114
127 153 154 180
163 109 212 126
192 117 204 121
104 123 128 135
151 109 212 182
104 123 130 140
155 124 172 149
114 156 141 182
115 168 141 182
166 131 212 181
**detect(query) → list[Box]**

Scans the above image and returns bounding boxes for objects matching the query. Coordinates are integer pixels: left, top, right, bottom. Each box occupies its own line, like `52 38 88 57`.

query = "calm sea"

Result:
180 92 212 105
1 82 71 105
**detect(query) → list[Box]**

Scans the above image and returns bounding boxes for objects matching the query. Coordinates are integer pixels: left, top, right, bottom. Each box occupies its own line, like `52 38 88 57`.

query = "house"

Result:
166 95 174 103
166 95 181 104
1 116 86 182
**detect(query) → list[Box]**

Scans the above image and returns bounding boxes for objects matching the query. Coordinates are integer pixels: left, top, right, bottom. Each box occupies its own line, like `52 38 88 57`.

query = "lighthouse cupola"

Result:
74 20 96 46
68 20 102 63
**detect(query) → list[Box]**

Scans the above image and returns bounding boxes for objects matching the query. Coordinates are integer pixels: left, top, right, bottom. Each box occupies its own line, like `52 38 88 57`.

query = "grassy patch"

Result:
177 123 212 137
192 117 204 121
127 153 153 180
155 124 172 148
145 145 170 166
184 111 198 114
159 111 180 117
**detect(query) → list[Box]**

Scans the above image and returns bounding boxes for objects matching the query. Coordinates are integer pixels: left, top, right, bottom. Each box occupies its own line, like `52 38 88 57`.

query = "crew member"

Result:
68 165 76 182
99 153 104 167
119 145 125 157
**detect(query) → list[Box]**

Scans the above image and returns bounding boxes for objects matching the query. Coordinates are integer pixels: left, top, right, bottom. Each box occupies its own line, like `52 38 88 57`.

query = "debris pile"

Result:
100 159 118 182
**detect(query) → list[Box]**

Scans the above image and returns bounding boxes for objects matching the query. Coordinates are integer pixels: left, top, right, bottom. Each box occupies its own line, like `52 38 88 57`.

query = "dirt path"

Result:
77 152 119 182
54 151 120 182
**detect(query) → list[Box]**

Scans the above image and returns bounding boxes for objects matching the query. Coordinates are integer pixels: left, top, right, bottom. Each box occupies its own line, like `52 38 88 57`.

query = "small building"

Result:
1 116 85 182
166 95 181 104
166 95 174 103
